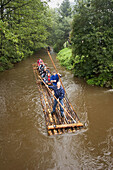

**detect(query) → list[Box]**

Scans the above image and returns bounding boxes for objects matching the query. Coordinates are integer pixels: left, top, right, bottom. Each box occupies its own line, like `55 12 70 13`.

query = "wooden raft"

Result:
32 63 84 136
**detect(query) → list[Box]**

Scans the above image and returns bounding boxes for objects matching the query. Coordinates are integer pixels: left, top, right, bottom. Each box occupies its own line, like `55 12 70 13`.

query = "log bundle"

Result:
32 63 84 136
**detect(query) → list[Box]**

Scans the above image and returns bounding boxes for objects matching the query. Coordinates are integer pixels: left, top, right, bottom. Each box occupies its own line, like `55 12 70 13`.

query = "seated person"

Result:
50 71 61 86
43 72 52 85
47 72 51 85
40 66 46 77
37 59 44 67
41 67 50 77
38 62 45 73
37 59 42 65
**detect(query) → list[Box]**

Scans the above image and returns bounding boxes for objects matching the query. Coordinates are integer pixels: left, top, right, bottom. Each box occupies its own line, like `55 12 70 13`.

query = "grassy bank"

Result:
57 48 73 70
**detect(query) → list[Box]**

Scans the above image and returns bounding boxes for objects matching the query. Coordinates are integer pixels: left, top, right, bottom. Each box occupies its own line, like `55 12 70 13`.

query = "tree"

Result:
71 0 113 88
59 0 72 18
0 0 51 71
47 0 72 52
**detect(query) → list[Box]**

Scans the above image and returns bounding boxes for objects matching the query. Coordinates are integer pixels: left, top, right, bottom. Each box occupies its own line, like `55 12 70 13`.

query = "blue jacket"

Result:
49 85 65 100
50 74 59 86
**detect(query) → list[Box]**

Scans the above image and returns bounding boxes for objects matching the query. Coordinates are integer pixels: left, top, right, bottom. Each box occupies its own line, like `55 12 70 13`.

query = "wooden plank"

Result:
48 123 84 130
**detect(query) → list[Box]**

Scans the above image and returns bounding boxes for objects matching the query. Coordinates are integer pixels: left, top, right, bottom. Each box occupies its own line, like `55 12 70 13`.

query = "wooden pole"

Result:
47 51 66 94
47 51 80 121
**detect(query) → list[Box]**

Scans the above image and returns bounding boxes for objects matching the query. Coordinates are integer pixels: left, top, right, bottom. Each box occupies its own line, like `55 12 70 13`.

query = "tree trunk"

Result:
0 0 4 57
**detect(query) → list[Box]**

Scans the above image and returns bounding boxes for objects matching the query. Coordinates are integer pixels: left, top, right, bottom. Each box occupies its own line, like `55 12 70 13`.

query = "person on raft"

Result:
47 46 51 52
41 66 49 78
43 72 51 85
48 81 65 117
38 62 45 73
50 71 61 86
37 59 43 66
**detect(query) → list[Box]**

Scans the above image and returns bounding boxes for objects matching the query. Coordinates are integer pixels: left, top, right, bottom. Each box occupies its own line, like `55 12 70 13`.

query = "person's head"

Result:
48 73 51 77
44 67 47 71
40 61 43 65
52 71 56 76
57 81 61 89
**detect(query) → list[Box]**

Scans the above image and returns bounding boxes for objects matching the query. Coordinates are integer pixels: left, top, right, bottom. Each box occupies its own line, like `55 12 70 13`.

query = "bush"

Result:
57 48 73 70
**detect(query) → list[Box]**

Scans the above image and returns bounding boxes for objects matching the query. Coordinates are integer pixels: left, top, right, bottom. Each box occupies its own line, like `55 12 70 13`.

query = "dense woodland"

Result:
0 0 51 71
57 0 113 88
47 0 72 52
0 0 113 88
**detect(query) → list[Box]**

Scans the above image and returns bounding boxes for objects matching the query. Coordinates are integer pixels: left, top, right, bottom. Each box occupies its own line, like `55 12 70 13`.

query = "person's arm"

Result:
57 73 62 77
48 85 55 90
51 80 56 83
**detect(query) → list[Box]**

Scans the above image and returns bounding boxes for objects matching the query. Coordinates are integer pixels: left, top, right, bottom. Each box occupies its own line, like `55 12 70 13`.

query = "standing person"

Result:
47 46 51 52
48 81 65 117
50 71 61 86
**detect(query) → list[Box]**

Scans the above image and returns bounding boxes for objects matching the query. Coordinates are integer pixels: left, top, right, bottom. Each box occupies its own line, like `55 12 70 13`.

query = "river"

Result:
0 50 113 170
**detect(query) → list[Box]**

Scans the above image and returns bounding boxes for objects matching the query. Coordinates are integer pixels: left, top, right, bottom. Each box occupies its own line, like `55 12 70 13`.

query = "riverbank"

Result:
0 48 45 72
57 48 113 89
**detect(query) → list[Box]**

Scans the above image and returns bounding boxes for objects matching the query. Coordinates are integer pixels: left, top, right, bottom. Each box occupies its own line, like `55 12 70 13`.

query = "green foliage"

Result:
47 0 72 52
71 0 113 88
0 0 51 71
57 48 73 70
0 56 13 71
59 0 72 18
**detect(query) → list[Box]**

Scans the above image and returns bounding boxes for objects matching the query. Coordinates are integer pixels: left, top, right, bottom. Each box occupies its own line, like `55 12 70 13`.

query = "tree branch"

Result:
1 2 31 20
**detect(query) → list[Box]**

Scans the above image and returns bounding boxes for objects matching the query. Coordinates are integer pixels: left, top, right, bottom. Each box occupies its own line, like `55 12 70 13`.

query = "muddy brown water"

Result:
0 50 113 170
